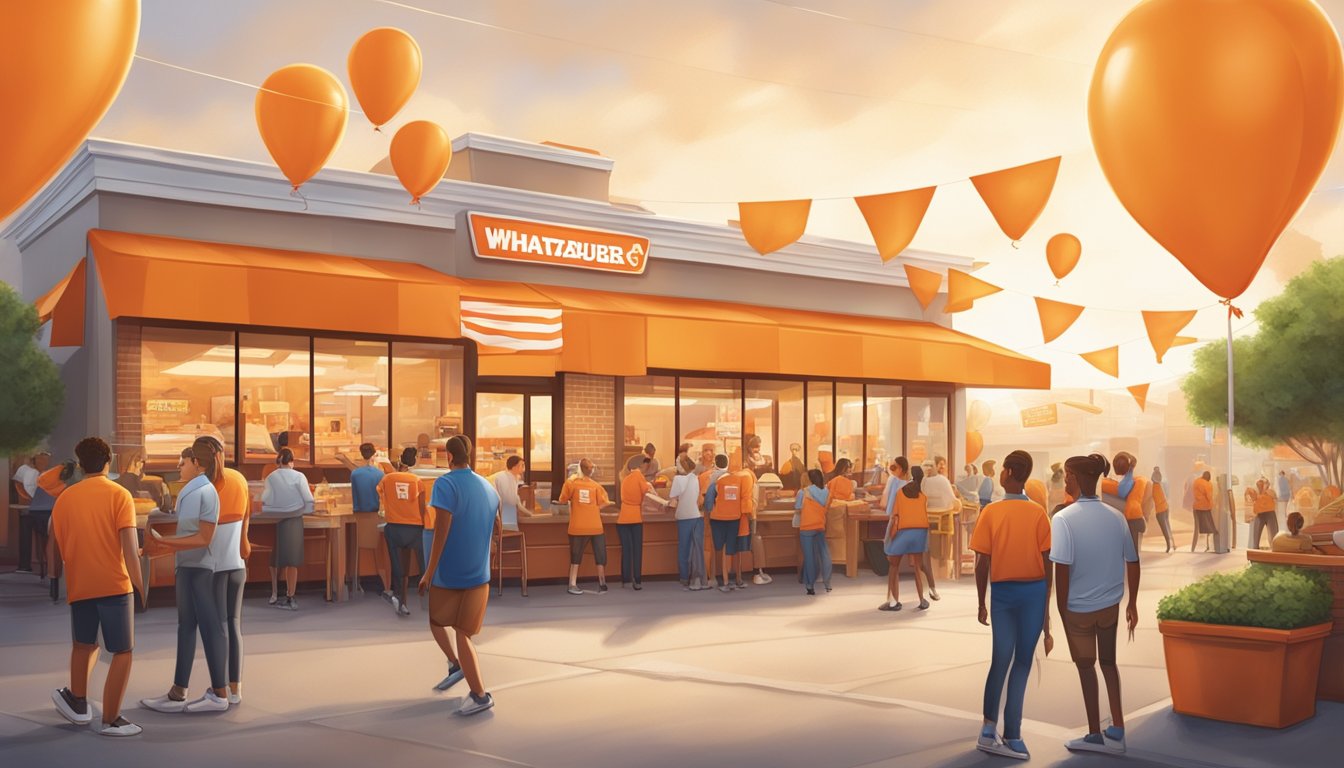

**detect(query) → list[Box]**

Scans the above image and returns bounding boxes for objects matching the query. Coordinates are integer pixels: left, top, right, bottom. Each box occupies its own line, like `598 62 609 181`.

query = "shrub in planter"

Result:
1157 564 1335 728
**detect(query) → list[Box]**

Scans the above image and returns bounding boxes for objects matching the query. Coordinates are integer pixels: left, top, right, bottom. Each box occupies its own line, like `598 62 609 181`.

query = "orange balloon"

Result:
0 1 139 219
255 65 348 190
390 121 452 204
966 431 984 465
1089 0 1344 299
348 28 422 129
1046 233 1081 281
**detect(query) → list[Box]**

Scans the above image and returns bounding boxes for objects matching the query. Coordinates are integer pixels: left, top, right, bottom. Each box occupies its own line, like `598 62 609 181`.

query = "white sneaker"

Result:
185 690 229 712
100 716 143 737
228 689 242 705
456 691 494 716
140 693 188 713
391 595 402 613
1065 734 1111 753
52 688 92 724
434 666 465 692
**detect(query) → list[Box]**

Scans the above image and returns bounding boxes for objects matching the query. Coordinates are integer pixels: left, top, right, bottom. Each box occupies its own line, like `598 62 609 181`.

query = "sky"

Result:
75 0 1344 396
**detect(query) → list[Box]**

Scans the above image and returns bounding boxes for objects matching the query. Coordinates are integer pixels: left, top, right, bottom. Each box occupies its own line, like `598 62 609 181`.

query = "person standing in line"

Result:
420 434 500 715
1052 454 1139 755
1101 452 1149 556
880 457 911 606
202 437 250 706
350 442 392 601
796 469 830 595
49 437 145 736
880 466 930 612
973 451 1053 760
699 454 730 587
141 442 231 713
1250 478 1280 550
13 450 48 573
560 459 612 595
261 448 311 610
708 457 750 592
921 459 957 602
1151 477 1175 553
379 448 426 617
716 458 758 591
817 458 857 592
1191 470 1216 552
618 457 653 589
625 443 660 482
669 455 708 590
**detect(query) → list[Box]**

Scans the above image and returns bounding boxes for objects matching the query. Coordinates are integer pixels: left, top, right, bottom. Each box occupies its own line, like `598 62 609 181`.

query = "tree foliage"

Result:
0 282 63 456
1183 257 1344 486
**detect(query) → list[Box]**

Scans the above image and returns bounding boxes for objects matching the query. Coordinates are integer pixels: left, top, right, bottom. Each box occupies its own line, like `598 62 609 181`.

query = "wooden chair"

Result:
492 516 527 597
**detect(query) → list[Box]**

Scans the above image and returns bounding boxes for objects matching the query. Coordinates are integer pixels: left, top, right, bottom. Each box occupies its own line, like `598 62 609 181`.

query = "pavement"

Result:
0 539 1338 768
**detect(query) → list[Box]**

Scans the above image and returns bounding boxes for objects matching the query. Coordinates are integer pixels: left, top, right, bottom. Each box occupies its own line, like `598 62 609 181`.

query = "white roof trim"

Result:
450 132 615 172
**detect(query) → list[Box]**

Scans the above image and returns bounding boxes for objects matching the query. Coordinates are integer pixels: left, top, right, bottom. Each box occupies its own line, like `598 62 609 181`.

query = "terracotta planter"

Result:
1160 619 1332 728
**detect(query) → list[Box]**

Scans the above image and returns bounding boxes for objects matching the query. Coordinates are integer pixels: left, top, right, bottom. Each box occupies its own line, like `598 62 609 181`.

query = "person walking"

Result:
880 457 911 606
1191 470 1216 552
421 435 500 715
559 459 611 595
378 448 427 617
206 437 251 706
261 448 311 610
1151 478 1174 553
618 456 653 589
880 466 930 612
140 442 231 713
49 438 145 736
1052 454 1139 755
972 451 1053 760
669 455 708 590
921 460 956 601
1250 478 1280 550
796 469 830 595
1101 452 1149 555
350 442 392 601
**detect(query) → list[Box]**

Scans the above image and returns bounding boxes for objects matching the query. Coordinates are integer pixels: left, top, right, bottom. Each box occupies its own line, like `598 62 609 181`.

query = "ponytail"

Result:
191 437 224 485
902 465 924 499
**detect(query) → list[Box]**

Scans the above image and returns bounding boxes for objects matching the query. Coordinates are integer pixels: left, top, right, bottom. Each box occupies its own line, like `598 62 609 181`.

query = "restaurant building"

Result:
7 135 1048 504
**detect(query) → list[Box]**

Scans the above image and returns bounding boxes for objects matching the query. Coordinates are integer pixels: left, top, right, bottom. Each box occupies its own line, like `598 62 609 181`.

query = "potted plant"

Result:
1158 564 1334 728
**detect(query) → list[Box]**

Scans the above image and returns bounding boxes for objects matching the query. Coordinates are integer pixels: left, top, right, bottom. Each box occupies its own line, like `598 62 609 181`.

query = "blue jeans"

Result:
799 530 826 589
677 518 706 583
422 530 434 568
983 578 1048 740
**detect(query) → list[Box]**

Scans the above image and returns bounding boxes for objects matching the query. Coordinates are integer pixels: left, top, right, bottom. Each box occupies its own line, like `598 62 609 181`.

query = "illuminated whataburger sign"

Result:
468 213 650 275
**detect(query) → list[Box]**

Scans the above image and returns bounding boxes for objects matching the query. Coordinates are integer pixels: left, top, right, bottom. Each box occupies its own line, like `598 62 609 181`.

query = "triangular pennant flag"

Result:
1034 297 1084 343
854 186 936 262
1142 309 1198 363
738 199 812 255
945 269 1002 313
1128 383 1150 411
903 264 942 311
969 157 1061 242
1171 335 1198 348
1080 346 1120 377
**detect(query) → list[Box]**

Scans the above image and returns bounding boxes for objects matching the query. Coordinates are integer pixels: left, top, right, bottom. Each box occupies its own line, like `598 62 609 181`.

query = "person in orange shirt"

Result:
560 459 612 595
818 458 857 593
201 436 251 706
618 457 653 589
378 447 427 617
971 451 1053 760
1151 476 1174 553
1100 452 1149 556
1249 478 1280 550
714 459 756 592
880 466 930 612
1192 471 1216 552
49 437 145 737
796 469 830 595
27 459 75 573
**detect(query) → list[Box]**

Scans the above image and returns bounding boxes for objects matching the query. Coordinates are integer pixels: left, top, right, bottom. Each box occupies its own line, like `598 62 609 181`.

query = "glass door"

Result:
475 390 551 485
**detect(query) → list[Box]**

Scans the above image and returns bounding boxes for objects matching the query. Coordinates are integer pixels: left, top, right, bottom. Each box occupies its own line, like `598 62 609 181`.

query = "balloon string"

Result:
290 187 309 211
411 198 423 211
1011 240 1020 250
374 126 383 133
1219 298 1244 320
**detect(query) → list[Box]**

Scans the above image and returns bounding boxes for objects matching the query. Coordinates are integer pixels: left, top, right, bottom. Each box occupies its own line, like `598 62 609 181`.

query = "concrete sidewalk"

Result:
0 547 1334 768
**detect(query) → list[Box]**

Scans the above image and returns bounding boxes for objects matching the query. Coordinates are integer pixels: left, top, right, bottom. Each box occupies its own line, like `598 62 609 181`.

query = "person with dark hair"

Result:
379 447 426 617
490 455 531 535
1191 470 1216 552
780 442 806 491
198 435 251 706
1150 471 1174 553
1100 451 1149 555
1052 454 1139 755
714 456 757 591
113 453 163 507
881 466 930 611
261 447 311 610
27 457 76 567
1249 477 1280 550
422 433 500 715
796 469 830 595
141 442 230 713
350 442 391 598
618 456 655 589
816 458 856 592
560 459 612 595
700 453 731 587
972 451 1053 759
1272 512 1315 553
50 437 145 736
625 443 659 482
670 453 708 590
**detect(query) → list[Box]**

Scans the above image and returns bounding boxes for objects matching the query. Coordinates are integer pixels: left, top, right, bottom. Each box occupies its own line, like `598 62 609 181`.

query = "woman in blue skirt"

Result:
880 466 930 612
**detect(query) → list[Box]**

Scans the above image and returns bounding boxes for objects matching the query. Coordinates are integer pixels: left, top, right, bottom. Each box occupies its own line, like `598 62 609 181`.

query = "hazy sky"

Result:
81 0 1344 392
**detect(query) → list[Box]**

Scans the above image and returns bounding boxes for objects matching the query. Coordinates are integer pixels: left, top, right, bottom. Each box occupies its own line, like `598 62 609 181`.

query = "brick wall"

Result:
115 321 142 449
563 374 615 480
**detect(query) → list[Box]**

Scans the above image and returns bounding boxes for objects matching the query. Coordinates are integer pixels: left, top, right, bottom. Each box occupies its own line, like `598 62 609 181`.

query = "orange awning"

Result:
33 259 86 347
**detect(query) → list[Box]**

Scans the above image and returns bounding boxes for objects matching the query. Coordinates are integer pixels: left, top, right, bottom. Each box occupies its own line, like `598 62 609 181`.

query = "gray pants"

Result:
174 566 228 691
676 518 706 584
1155 512 1174 550
1250 512 1280 550
1127 518 1146 556
215 568 246 683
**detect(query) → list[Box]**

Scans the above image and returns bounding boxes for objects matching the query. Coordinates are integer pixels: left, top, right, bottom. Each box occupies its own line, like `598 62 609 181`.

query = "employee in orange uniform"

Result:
1101 452 1149 555
1249 478 1279 550
881 466 930 612
714 458 756 592
560 459 612 595
1151 478 1174 553
1192 470 1216 552
49 437 145 737
972 451 1053 760
378 448 427 617
819 458 857 593
618 457 653 589
796 469 829 595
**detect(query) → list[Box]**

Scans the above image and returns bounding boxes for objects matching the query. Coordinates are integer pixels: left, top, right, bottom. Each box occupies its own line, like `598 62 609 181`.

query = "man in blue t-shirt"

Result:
420 434 500 717
349 443 391 599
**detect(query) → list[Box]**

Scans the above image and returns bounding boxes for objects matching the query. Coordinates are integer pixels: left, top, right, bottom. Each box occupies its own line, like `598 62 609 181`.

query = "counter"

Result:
1247 549 1344 701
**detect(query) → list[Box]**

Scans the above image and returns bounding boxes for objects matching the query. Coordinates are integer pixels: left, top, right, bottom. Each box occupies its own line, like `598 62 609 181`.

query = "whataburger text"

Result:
469 213 650 275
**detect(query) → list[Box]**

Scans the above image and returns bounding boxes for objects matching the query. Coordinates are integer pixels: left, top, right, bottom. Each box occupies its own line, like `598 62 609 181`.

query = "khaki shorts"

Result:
1063 604 1120 665
429 583 489 635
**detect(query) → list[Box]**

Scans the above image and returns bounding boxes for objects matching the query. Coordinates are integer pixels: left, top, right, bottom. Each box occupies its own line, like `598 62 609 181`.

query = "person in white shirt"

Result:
919 457 959 601
669 455 708 590
489 456 531 531
261 448 312 610
14 451 46 498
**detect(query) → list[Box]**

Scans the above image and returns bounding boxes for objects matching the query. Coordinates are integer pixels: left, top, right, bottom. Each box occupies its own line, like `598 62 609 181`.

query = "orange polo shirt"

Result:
799 490 828 531
214 467 251 524
560 476 610 535
970 497 1051 582
378 471 424 526
1253 488 1276 514
1152 482 1169 514
51 474 135 603
420 477 438 529
1193 477 1214 510
1024 479 1047 512
826 476 855 503
712 471 751 522
1101 475 1149 521
619 471 652 524
37 466 66 498
894 491 929 530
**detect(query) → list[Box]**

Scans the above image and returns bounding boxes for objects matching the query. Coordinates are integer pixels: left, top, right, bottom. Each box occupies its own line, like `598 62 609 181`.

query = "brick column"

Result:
114 321 142 451
563 374 616 478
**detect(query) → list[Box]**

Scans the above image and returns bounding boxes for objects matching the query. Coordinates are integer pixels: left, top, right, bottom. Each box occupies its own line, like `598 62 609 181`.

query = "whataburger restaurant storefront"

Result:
13 137 1048 587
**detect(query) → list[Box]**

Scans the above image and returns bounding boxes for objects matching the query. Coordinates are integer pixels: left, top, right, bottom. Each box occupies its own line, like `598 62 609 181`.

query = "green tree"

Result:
1183 257 1344 487
0 281 63 456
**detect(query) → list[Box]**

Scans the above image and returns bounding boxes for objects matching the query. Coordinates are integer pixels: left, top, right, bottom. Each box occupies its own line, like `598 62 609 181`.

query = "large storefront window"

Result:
622 376 675 472
139 327 236 468
238 333 311 465
530 395 552 476
806 381 834 474
313 339 388 467
680 378 742 468
476 393 524 477
745 380 803 485
391 342 465 467
865 384 903 483
907 394 950 474
836 382 863 477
